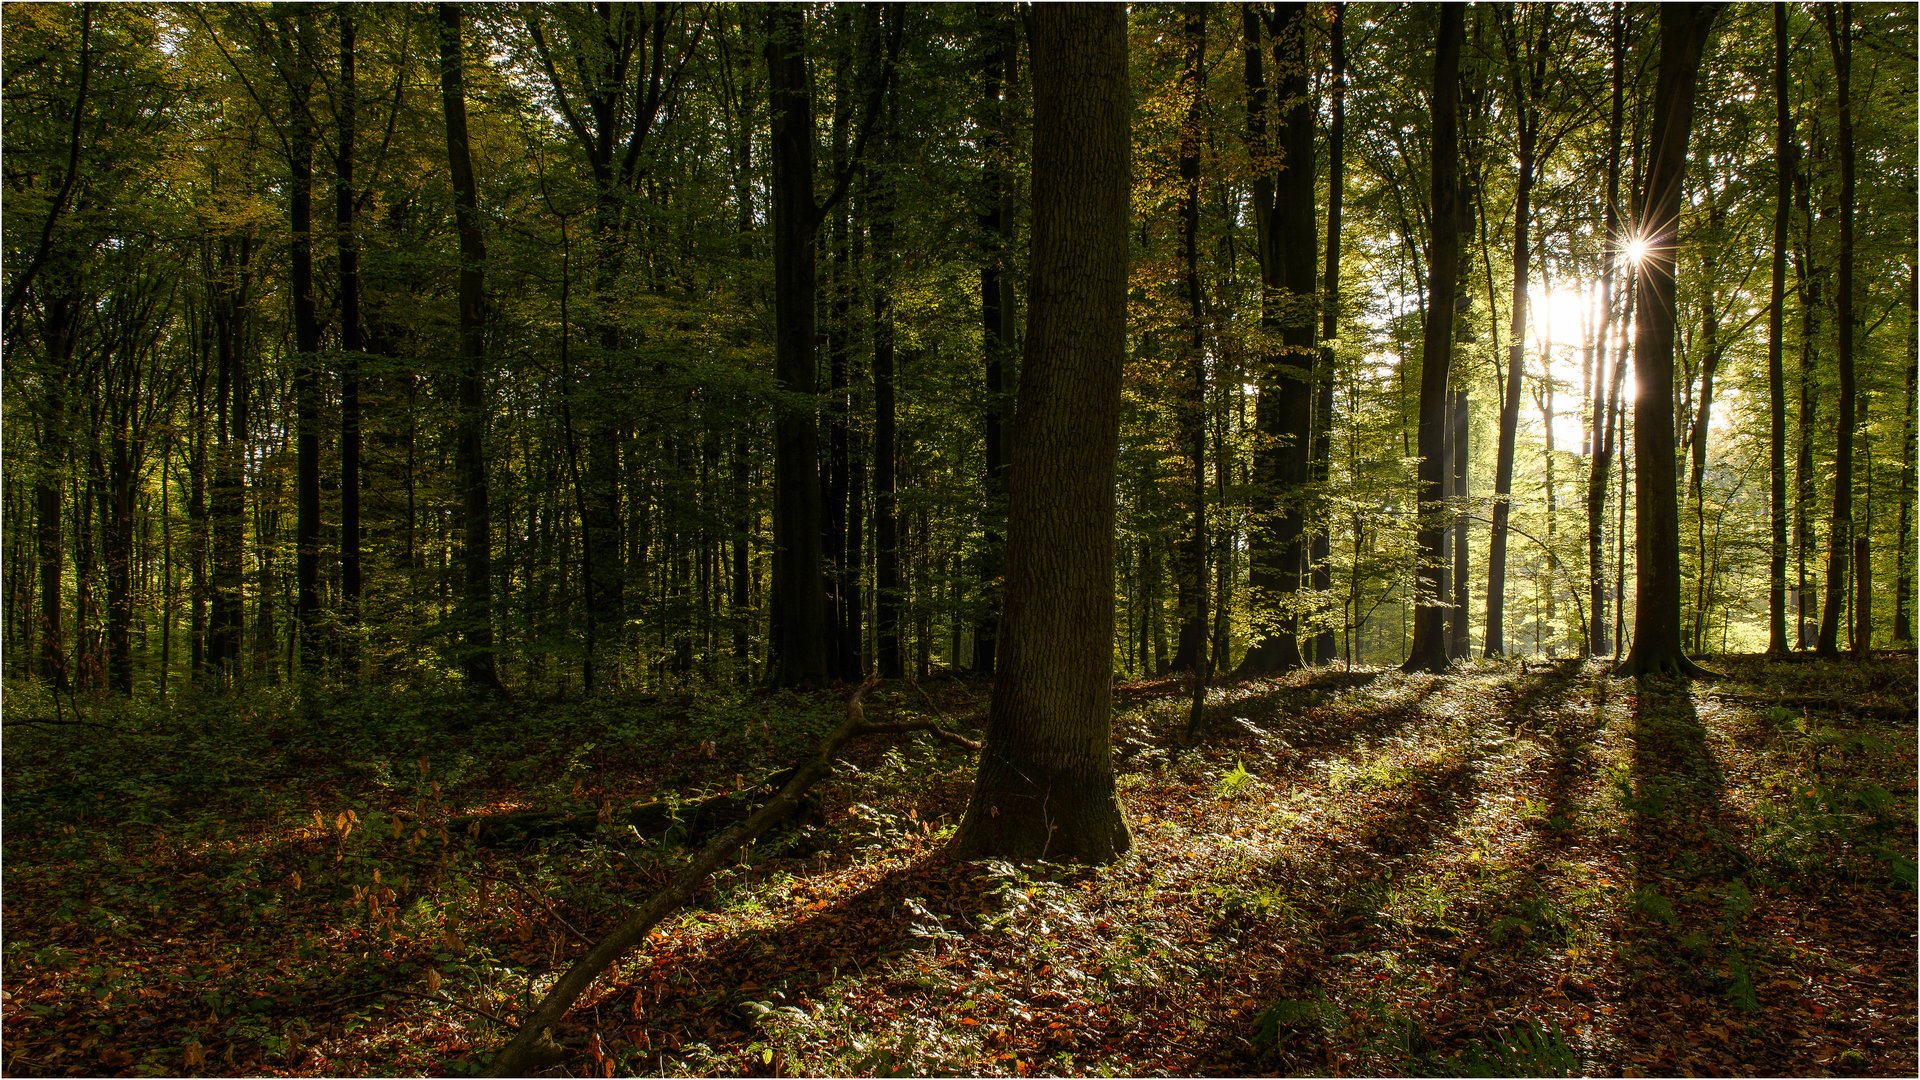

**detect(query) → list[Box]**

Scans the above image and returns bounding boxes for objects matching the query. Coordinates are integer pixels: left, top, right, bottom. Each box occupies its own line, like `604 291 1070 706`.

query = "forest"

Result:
2 1 1915 1076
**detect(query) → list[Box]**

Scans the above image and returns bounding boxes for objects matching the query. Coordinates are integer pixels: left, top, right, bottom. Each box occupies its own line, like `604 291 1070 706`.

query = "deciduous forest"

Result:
3 2 1915 1076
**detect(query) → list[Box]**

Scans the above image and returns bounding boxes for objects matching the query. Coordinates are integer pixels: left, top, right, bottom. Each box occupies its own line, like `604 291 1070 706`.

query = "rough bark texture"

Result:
951 3 1132 866
1403 4 1462 675
1619 2 1720 679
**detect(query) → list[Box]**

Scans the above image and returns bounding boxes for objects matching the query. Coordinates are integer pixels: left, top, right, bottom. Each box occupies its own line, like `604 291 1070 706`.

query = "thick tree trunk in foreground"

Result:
1816 2 1854 657
951 3 1132 865
1619 2 1720 679
1403 4 1463 674
440 3 501 692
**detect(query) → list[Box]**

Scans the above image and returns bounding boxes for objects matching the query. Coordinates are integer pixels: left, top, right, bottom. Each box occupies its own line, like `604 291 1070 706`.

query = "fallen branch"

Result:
852 720 983 751
476 675 967 1077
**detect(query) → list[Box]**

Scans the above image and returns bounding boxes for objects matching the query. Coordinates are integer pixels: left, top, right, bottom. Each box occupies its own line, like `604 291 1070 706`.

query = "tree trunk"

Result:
766 4 831 689
1816 3 1854 658
439 3 501 692
210 238 250 686
1766 3 1793 654
1238 2 1316 677
1310 3 1345 668
36 295 77 690
1171 6 1209 675
1619 2 1720 679
1486 10 1541 657
972 6 1017 675
951 3 1132 865
336 6 364 635
287 14 322 673
1403 4 1463 674
1450 389 1470 659
1586 4 1627 658
1896 273 1917 645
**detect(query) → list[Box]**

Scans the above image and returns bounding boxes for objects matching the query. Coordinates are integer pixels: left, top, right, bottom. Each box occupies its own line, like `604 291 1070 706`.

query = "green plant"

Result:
1250 993 1341 1051
1431 1019 1580 1077
1216 761 1257 800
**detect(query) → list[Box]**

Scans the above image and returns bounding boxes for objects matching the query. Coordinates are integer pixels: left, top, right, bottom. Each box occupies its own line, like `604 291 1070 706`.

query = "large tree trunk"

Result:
1816 3 1854 657
951 3 1132 865
1238 2 1316 677
1171 5 1209 676
1403 4 1463 674
1619 2 1720 679
971 5 1017 676
766 5 831 689
1766 3 1793 654
439 3 501 692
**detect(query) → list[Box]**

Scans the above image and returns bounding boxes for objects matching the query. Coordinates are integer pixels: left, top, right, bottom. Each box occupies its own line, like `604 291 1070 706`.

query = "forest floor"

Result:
2 654 1914 1078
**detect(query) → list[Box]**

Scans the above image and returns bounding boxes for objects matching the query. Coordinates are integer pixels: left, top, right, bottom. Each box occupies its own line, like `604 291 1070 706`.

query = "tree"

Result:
1402 4 1463 675
1618 2 1721 679
1237 2 1318 677
438 3 500 692
950 2 1131 865
1766 2 1793 654
1816 2 1855 657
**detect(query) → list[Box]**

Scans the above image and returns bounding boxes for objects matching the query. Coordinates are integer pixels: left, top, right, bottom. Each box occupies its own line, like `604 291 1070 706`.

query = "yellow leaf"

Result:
418 755 431 777
289 872 302 892
425 968 442 994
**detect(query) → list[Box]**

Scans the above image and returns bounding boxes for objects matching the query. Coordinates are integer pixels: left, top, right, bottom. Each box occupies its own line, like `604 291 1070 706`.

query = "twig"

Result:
853 720 983 752
473 867 593 945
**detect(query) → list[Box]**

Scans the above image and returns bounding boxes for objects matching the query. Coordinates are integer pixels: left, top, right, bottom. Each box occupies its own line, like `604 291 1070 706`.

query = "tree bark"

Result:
1618 2 1720 679
336 5 363 634
439 3 501 692
285 12 322 673
1586 4 1627 658
951 3 1132 865
1449 389 1470 659
1403 4 1463 674
1816 3 1854 658
1310 3 1345 667
1896 271 1917 645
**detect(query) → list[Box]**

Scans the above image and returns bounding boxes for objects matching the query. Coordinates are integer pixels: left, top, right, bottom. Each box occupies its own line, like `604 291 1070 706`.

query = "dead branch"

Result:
478 674 961 1076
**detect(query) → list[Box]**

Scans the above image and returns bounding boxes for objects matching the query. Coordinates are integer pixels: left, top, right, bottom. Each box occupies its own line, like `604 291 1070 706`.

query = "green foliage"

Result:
1424 1019 1580 1078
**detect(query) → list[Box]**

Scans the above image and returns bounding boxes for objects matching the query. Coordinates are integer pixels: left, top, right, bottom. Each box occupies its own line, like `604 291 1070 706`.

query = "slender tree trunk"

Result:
952 3 1132 865
1766 4 1793 654
336 6 364 637
1619 2 1720 679
288 17 323 673
1688 202 1723 653
36 295 76 690
1310 2 1346 667
865 65 898 683
1896 274 1917 645
1172 5 1209 675
1586 4 1626 658
766 4 831 689
1238 2 1316 676
439 2 501 692
1486 12 1541 657
1449 389 1470 658
1403 4 1463 674
1816 3 1854 658
972 6 1017 675
210 239 250 686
